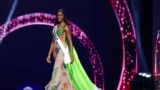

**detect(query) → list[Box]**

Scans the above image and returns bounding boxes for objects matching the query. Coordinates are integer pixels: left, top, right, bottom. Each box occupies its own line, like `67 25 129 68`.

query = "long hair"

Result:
55 9 69 25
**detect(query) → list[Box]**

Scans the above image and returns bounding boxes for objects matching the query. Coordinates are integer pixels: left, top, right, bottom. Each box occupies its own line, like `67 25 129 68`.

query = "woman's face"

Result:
57 11 64 23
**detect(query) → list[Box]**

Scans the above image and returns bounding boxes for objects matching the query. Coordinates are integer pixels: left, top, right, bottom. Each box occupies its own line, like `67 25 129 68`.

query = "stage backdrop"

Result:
0 0 122 90
153 0 160 83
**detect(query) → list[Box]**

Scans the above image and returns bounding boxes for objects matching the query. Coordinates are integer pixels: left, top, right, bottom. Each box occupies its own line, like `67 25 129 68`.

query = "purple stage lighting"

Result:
110 0 138 90
0 13 105 90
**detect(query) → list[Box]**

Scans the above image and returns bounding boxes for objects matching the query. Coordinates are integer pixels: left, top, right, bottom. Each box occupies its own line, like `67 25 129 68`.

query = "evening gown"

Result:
45 26 101 90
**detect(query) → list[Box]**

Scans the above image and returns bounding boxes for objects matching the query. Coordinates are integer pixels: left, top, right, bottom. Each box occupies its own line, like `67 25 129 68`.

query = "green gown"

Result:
64 33 98 90
48 28 99 90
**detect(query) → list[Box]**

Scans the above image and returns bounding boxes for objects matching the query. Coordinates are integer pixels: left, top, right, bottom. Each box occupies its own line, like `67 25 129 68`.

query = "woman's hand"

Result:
46 55 51 63
70 55 74 64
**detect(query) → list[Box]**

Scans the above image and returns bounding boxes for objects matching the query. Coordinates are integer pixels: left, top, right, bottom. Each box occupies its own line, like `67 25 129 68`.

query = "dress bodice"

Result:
52 28 65 39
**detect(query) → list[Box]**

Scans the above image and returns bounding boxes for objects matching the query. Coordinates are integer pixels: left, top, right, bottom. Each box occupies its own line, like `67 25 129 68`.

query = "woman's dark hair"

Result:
55 9 69 25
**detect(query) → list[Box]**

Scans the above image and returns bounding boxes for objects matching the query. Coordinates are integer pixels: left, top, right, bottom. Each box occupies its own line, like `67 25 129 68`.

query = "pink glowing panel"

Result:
0 13 105 89
154 30 160 78
110 0 138 90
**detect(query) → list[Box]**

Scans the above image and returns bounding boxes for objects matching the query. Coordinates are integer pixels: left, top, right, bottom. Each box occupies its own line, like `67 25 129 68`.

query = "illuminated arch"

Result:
110 0 138 90
0 13 105 89
154 30 160 77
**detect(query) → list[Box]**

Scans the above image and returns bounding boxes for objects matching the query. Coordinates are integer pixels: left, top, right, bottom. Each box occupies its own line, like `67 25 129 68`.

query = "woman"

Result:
45 9 101 90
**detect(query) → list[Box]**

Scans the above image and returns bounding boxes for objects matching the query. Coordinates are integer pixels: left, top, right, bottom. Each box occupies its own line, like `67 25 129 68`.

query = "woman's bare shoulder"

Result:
64 25 70 32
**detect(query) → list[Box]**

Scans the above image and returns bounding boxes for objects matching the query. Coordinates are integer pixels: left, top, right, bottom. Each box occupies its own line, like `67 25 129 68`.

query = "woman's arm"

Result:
48 40 54 56
65 25 74 63
46 40 55 63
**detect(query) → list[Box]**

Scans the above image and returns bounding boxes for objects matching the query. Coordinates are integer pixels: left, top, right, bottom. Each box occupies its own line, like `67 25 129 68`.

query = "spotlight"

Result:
23 86 33 90
145 74 151 78
141 73 146 77
130 72 156 90
18 83 39 90
138 72 152 78
138 72 142 76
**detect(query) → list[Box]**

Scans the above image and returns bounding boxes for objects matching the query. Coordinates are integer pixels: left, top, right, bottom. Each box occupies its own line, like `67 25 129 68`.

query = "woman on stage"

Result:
45 9 101 90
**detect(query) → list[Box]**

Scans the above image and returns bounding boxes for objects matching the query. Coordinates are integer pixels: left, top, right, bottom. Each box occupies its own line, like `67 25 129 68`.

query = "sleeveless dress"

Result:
45 27 101 90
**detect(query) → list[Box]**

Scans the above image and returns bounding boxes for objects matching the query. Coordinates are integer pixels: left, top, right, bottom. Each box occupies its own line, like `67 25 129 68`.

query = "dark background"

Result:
0 0 155 90
140 0 153 73
127 0 153 73
0 0 122 90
